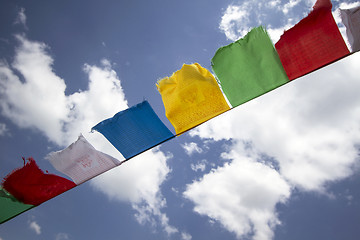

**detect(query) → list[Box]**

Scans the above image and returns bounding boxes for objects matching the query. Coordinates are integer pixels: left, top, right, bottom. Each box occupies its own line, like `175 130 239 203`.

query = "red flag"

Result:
275 0 350 80
2 158 76 205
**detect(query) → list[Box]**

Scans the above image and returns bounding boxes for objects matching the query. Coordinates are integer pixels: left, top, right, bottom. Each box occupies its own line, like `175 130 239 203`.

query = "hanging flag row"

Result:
1 0 359 224
0 101 175 224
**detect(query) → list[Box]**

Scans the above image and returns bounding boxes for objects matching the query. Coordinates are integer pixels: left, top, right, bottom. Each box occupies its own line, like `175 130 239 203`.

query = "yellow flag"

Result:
157 63 230 134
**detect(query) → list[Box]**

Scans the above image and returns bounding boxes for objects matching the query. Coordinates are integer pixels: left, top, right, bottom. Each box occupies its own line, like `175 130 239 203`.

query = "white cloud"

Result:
0 35 69 144
14 8 27 28
282 0 301 14
219 4 251 41
0 123 8 136
91 150 168 204
219 0 360 43
160 212 179 235
91 148 178 235
184 148 291 240
0 36 128 149
182 142 203 156
190 159 207 172
64 59 128 149
267 24 293 43
267 0 281 8
181 232 192 240
55 233 69 240
0 35 177 235
29 221 41 235
219 0 285 41
339 1 360 9
218 0 327 41
171 187 179 195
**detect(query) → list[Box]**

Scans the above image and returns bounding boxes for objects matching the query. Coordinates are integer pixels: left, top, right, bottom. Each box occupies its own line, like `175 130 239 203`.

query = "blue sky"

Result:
1 0 360 239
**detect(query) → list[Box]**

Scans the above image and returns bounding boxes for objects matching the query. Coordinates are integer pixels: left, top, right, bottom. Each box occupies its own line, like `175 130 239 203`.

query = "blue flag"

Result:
92 101 174 159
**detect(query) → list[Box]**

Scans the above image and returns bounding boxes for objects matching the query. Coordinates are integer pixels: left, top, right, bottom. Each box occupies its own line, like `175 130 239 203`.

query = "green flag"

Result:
0 188 34 224
211 26 289 107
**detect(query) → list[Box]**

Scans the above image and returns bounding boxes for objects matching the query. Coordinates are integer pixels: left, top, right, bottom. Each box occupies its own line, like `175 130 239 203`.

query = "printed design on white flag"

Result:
76 154 100 171
47 134 121 185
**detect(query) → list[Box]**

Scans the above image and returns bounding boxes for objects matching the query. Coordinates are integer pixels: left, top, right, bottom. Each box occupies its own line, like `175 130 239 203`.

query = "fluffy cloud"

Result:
282 0 301 14
219 0 354 42
0 35 176 235
29 221 41 235
219 0 307 41
181 232 192 240
182 142 203 156
219 4 251 41
14 8 27 28
190 159 207 172
0 35 69 144
184 148 291 240
339 1 360 8
91 148 177 235
55 233 69 240
0 123 8 136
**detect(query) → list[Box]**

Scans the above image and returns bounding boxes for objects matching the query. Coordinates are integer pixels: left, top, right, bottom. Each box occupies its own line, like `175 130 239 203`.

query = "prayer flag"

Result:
340 5 360 52
47 134 121 185
211 26 289 108
92 101 174 159
2 158 76 206
275 0 350 80
0 188 34 224
157 63 230 134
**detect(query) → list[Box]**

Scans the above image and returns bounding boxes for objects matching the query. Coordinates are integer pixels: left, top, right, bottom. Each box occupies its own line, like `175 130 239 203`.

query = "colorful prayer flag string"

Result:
1 0 359 224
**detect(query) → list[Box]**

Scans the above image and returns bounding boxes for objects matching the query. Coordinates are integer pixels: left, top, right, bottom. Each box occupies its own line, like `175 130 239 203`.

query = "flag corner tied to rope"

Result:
92 100 174 159
211 26 289 108
340 5 360 52
156 63 230 135
275 0 350 80
47 134 121 185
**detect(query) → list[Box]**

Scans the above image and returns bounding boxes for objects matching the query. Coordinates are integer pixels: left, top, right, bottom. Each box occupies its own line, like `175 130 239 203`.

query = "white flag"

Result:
47 134 121 185
340 5 360 52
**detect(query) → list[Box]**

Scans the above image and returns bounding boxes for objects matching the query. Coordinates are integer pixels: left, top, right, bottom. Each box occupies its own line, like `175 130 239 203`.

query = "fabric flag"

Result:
2 157 76 206
47 134 121 185
211 26 289 108
340 5 360 52
92 100 174 159
275 0 350 80
0 188 34 224
157 63 230 134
